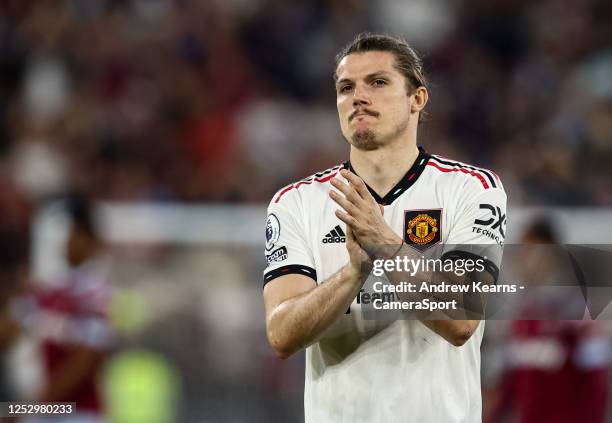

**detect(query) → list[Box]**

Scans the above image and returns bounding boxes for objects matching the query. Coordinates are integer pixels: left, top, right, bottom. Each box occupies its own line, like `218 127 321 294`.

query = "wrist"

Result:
370 234 403 260
344 262 360 280
344 262 366 286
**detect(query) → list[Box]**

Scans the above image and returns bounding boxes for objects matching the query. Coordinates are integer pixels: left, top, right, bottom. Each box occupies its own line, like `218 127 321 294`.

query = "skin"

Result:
264 51 478 359
264 226 368 359
335 50 426 197
330 169 481 346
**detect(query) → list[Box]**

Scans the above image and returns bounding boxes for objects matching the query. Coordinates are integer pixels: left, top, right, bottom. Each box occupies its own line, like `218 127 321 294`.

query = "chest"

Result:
307 183 460 282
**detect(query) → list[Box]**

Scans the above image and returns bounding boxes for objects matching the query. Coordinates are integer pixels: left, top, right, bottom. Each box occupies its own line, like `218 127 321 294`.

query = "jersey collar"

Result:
343 146 430 205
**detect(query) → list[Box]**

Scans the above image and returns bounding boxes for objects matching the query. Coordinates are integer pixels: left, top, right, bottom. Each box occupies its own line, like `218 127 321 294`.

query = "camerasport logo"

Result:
472 204 506 245
266 246 288 264
403 209 442 251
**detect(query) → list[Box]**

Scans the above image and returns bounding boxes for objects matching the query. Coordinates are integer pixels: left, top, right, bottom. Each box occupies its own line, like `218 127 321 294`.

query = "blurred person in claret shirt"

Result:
485 219 610 423
17 196 115 423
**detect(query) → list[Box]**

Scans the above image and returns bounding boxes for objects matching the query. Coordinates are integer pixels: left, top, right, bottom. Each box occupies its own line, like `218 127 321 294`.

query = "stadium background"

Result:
1 0 611 422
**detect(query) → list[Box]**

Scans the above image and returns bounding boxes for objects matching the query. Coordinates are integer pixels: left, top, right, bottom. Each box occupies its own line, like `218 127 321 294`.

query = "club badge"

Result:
404 209 442 251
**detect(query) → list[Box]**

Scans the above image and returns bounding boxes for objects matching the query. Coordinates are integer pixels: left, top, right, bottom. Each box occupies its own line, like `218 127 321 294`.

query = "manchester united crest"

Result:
404 209 442 251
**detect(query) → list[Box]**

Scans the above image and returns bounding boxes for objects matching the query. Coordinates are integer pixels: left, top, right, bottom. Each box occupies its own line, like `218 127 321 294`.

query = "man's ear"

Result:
410 86 428 113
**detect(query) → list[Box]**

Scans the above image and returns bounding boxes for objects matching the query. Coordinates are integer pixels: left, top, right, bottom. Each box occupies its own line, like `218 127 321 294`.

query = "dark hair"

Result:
334 32 428 93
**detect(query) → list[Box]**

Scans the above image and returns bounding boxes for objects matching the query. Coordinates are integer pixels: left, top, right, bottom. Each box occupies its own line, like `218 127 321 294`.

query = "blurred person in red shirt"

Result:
485 219 610 423
17 196 114 423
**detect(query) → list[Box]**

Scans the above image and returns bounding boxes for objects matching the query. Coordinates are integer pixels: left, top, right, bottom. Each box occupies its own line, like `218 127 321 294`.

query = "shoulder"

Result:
425 153 504 194
269 163 344 207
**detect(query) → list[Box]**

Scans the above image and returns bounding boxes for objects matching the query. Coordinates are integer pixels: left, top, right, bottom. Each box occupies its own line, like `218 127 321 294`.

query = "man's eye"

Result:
339 85 353 93
372 79 387 86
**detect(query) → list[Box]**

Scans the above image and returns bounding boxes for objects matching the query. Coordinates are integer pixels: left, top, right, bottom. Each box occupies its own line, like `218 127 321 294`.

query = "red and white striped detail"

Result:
274 165 342 203
426 160 492 189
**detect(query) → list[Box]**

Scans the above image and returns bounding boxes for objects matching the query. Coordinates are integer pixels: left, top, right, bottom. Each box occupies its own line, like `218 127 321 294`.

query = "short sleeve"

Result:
443 187 507 280
263 190 316 287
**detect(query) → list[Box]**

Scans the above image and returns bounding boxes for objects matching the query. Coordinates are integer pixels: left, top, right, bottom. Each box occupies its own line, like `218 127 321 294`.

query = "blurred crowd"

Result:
1 0 611 211
1 0 612 422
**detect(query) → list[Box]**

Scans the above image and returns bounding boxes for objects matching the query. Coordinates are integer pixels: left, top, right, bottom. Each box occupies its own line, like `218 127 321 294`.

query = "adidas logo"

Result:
322 225 346 243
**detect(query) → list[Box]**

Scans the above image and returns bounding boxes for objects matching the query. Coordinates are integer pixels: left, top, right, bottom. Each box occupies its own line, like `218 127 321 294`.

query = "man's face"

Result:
335 51 413 150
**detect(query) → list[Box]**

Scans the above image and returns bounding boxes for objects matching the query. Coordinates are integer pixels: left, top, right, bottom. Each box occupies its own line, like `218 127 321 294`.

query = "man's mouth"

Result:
349 109 379 122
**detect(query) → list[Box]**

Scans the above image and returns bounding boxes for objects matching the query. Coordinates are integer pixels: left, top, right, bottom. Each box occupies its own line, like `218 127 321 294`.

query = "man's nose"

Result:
352 85 371 107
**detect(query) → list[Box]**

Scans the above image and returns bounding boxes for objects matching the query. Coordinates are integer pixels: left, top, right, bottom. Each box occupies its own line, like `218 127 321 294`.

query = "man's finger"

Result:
335 209 358 227
345 224 355 239
330 177 362 205
330 190 359 216
340 169 371 200
330 176 350 194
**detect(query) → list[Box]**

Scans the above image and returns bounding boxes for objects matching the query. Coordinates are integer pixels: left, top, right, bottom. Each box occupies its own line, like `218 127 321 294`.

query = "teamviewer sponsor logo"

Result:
322 225 346 243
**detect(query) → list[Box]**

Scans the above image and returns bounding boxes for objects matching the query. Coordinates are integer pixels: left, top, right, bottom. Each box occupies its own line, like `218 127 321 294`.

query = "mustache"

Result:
349 108 380 122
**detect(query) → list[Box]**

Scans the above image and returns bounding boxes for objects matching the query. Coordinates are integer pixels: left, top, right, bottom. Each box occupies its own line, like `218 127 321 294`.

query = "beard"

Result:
349 118 410 151
350 129 380 151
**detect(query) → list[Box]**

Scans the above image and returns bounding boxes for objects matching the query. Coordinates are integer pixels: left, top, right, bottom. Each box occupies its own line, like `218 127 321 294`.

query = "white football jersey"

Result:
264 147 507 423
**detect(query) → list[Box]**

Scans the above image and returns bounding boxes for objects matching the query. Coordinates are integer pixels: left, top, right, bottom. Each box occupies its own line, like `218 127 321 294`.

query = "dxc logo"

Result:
474 204 506 237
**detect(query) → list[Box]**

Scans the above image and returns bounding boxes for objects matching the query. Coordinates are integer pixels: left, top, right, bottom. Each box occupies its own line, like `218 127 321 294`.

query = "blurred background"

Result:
0 0 611 422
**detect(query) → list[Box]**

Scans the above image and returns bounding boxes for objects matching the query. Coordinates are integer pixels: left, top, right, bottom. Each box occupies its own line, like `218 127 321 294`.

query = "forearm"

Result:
375 241 486 345
267 265 363 359
374 242 470 305
328 168 499 347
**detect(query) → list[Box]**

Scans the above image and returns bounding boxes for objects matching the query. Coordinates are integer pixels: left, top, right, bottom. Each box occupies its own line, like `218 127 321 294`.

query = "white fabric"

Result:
264 152 507 423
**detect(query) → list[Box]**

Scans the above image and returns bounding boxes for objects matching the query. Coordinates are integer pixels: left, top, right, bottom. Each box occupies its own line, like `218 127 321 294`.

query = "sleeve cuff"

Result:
263 265 317 288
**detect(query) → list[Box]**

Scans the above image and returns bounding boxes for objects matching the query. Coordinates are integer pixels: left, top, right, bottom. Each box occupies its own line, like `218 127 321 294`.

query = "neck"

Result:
349 138 420 198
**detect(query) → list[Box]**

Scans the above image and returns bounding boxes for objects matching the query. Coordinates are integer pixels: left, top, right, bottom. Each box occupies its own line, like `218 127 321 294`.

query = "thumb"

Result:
346 225 362 249
346 225 356 242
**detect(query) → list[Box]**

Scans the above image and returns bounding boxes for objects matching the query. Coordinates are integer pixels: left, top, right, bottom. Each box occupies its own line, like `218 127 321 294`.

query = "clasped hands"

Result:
329 169 402 263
